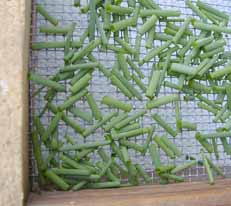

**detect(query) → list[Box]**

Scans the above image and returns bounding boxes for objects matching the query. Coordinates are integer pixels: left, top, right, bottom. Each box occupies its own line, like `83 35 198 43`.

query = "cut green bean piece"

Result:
198 55 218 77
172 17 192 43
154 136 175 159
110 75 133 99
139 41 171 66
103 113 128 131
204 39 226 52
106 4 133 15
75 149 94 161
45 170 70 190
86 93 102 120
132 74 146 92
146 70 161 99
210 64 231 79
36 4 59 26
206 156 224 177
189 80 211 94
146 29 155 49
119 122 140 133
147 94 179 109
40 25 71 35
115 109 146 129
119 139 144 153
127 57 145 79
193 36 213 48
192 20 231 34
171 160 197 174
96 15 108 46
180 120 197 131
69 107 93 123
135 164 151 183
161 136 181 156
71 38 101 63
161 173 184 182
198 131 231 139
186 0 207 22
201 149 214 185
29 72 65 92
116 53 131 80
149 143 161 168
58 89 87 111
51 168 91 176
70 73 92 94
200 47 224 59
220 137 231 155
60 141 111 152
139 15 158 35
102 96 132 112
140 9 180 17
198 102 218 115
152 114 177 137
112 127 150 140
33 116 45 138
170 63 196 76
89 181 120 189
115 37 136 54
32 41 67 50
121 146 130 163
197 0 229 21
196 94 221 110
83 112 117 137
72 181 88 191
178 37 196 58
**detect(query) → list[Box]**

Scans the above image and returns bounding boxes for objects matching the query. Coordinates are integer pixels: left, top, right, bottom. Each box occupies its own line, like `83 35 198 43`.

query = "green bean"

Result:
115 109 146 129
86 93 102 120
33 115 45 138
171 160 197 174
121 146 130 163
193 36 213 48
106 4 133 15
178 37 196 58
58 89 87 111
172 17 192 43
221 110 231 122
134 34 142 61
154 33 187 46
149 143 161 168
201 149 214 185
127 57 145 79
140 9 181 17
164 27 178 36
103 0 111 30
159 46 178 59
179 120 197 131
75 149 94 161
83 112 117 137
152 114 177 137
29 72 65 92
60 141 111 152
119 139 144 153
161 136 181 156
210 64 231 79
103 113 128 131
119 122 140 133
167 23 192 36
135 164 151 183
139 15 158 35
197 102 218 115
87 54 111 78
72 181 88 191
71 38 101 63
196 133 213 153
110 75 133 99
116 53 131 80
161 173 184 182
154 136 175 159
32 41 67 50
192 20 231 33
220 137 231 155
88 0 96 40
147 94 179 109
111 68 142 100
156 165 176 174
132 74 146 92
170 63 196 76
45 170 70 190
69 107 93 123
200 47 224 59
145 29 155 49
36 4 59 26
39 25 71 35
188 80 211 94
139 41 171 66
204 39 226 52
206 156 224 177
70 73 92 94
51 168 91 176
115 37 136 54
102 95 132 112
110 15 135 32
213 103 227 123
197 0 229 21
112 127 150 140
185 0 207 22
198 55 218 77
196 94 221 110
146 70 161 99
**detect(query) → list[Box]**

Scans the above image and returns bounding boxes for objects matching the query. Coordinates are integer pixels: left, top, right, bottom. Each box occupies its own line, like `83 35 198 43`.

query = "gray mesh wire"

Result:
29 0 231 187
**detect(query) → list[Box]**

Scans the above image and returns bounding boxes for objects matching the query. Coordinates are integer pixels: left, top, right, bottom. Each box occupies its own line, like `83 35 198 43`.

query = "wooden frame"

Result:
28 179 231 206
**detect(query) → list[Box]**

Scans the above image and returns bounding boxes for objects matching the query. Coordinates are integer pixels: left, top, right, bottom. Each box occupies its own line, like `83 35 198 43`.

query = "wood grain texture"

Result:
28 179 231 206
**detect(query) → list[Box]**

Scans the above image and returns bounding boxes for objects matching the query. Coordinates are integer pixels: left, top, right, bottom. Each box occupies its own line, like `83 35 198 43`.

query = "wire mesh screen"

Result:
30 0 231 189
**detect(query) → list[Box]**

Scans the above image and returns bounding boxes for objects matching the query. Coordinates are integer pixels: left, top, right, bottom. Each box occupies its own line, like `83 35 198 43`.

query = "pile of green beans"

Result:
30 0 231 190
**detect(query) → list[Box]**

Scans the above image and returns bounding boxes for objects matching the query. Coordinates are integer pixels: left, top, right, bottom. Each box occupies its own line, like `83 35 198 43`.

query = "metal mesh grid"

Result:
29 0 231 187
